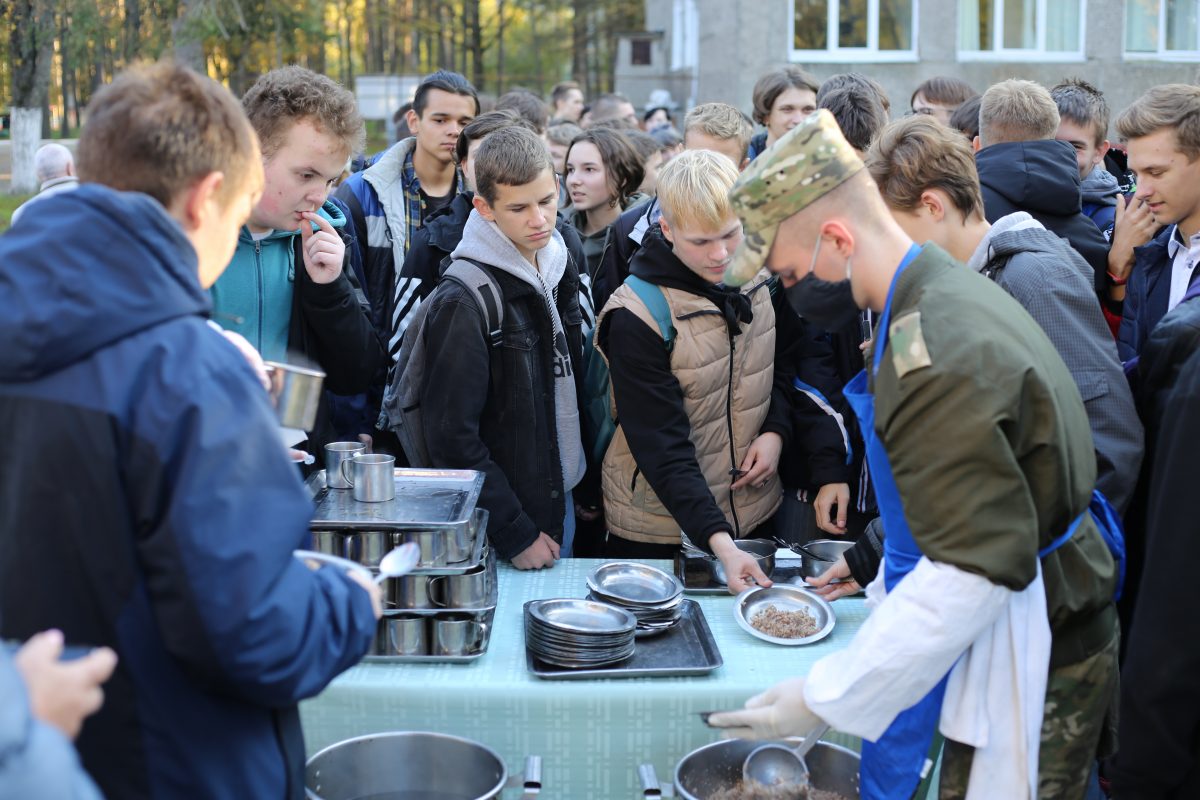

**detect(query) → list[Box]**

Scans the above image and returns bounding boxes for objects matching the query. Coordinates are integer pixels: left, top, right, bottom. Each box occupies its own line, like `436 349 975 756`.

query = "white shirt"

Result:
1166 225 1200 311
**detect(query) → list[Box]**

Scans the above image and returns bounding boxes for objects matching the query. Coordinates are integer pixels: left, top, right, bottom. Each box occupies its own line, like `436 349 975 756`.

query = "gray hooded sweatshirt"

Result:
451 211 587 494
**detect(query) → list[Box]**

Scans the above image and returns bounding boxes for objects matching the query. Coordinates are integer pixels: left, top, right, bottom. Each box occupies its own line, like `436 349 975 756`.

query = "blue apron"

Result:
841 246 1126 799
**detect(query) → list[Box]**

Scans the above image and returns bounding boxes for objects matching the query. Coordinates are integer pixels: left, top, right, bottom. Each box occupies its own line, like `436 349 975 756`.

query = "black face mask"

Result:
785 271 861 331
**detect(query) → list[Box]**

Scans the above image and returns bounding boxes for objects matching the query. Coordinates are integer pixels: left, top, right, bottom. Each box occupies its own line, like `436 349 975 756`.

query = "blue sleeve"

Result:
128 323 376 707
1118 265 1144 363
0 652 104 800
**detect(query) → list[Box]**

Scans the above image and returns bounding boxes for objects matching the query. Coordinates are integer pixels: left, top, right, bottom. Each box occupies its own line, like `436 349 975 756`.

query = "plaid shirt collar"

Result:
401 148 464 256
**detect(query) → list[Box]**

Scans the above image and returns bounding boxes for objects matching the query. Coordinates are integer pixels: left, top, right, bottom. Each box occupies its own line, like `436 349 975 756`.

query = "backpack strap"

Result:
444 258 505 348
625 275 676 352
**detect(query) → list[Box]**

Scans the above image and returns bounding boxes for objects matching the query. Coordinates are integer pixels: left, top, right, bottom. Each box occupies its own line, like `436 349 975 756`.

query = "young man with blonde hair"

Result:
974 79 1111 292
595 149 793 590
0 61 381 799
1112 83 1200 362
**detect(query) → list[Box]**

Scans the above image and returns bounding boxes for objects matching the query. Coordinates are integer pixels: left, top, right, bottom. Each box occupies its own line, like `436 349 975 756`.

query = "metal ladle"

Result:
742 721 831 792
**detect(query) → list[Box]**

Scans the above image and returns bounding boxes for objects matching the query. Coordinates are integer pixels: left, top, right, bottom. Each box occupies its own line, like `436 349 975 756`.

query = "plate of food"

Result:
733 585 836 646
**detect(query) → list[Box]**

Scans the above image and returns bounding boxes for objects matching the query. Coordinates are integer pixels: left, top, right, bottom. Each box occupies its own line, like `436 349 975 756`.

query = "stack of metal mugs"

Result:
309 443 496 662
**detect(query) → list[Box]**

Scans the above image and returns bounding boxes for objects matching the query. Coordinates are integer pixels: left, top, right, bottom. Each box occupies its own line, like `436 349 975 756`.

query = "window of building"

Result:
631 39 653 66
790 0 917 62
1126 0 1200 59
957 0 1085 60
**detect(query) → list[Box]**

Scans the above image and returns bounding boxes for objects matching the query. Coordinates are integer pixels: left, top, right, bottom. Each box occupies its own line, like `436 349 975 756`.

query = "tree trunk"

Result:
530 1 542 92
59 8 70 137
571 0 588 93
123 0 141 64
496 0 506 91
468 0 483 91
10 0 55 194
172 0 206 70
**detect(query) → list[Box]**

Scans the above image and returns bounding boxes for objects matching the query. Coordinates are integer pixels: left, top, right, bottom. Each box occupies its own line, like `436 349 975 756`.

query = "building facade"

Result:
616 0 1200 134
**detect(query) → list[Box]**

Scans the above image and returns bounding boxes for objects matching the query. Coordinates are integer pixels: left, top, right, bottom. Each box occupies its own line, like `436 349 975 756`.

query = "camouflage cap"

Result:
724 109 864 286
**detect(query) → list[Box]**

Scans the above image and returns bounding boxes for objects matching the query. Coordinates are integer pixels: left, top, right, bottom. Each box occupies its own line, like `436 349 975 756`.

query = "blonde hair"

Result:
683 102 754 161
979 79 1060 147
1116 84 1200 160
656 149 740 232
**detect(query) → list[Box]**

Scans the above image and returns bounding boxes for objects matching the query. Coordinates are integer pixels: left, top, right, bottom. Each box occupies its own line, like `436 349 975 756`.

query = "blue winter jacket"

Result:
1119 225 1175 363
0 186 377 799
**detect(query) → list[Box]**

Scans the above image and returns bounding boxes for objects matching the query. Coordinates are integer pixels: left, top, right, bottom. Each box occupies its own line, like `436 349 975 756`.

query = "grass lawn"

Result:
0 194 33 232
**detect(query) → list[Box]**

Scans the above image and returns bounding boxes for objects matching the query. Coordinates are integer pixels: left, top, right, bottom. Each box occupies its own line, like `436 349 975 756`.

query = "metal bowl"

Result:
525 598 637 635
734 584 836 646
798 538 857 578
586 561 683 605
708 538 777 585
671 736 860 800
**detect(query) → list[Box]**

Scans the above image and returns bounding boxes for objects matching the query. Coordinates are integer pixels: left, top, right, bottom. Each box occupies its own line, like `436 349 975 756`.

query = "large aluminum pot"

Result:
306 732 542 800
264 360 324 431
640 737 860 799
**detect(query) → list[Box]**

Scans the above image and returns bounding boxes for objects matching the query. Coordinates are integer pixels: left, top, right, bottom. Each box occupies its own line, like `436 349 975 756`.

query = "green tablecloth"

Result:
301 557 870 798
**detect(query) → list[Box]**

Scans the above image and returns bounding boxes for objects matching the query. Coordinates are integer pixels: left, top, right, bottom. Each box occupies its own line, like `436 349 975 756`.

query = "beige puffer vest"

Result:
595 270 783 545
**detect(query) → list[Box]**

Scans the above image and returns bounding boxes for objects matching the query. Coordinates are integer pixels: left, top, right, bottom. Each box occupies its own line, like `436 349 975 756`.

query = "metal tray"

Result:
526 600 723 680
307 468 484 532
310 509 490 576
364 607 496 664
675 551 808 594
384 547 498 615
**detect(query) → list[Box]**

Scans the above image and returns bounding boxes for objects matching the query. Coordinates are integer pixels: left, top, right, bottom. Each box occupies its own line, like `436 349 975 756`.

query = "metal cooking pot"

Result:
264 360 325 431
708 539 777 585
798 539 857 580
305 732 542 800
639 737 860 799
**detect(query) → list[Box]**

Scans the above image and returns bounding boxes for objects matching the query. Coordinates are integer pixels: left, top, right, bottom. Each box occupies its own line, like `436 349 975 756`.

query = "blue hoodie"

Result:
0 185 375 799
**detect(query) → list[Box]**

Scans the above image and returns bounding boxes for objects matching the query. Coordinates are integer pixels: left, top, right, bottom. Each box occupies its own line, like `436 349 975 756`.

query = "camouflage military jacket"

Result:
868 244 1118 668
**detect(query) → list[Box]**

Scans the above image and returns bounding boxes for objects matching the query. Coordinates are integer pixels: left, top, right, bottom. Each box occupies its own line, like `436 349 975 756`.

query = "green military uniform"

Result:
874 247 1119 799
724 110 1119 800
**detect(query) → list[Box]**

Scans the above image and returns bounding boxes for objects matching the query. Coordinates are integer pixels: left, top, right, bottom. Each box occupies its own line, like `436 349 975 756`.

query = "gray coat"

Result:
967 212 1143 514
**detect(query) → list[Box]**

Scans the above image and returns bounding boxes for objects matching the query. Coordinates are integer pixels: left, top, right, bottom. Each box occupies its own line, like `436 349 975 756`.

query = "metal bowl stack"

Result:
586 562 686 637
524 598 637 668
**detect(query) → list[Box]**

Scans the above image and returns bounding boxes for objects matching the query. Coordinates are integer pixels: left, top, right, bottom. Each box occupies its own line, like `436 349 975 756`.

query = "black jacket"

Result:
1119 225 1175 363
1110 300 1200 799
419 251 586 560
597 229 794 548
592 197 659 313
398 191 590 307
976 140 1111 299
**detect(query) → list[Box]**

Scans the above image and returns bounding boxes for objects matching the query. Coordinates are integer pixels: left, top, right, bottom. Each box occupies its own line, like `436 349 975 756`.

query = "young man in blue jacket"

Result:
0 62 382 800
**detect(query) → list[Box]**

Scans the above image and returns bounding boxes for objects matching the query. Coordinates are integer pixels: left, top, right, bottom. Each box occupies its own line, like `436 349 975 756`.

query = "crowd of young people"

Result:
1 58 1198 799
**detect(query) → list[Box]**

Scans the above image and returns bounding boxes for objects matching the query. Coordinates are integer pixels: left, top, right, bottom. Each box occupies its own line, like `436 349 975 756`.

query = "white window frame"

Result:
788 0 920 63
956 0 1087 63
1124 0 1200 62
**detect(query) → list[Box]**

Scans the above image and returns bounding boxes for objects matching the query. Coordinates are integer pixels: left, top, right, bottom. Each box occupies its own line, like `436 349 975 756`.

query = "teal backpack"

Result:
581 275 677 467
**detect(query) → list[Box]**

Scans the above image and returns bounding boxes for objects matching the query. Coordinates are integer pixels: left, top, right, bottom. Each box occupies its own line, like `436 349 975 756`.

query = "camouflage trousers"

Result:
938 634 1119 800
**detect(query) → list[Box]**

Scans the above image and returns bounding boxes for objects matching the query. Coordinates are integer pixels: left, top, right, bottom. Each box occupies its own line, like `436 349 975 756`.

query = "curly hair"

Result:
242 66 364 158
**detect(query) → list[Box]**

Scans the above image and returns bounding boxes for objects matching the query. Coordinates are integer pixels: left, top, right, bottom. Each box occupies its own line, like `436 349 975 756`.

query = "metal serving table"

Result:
300 558 878 798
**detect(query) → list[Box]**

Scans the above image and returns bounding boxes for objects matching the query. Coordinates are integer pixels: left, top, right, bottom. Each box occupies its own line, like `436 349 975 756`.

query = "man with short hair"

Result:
413 126 586 569
550 81 583 123
819 83 887 155
0 61 381 800
974 80 1112 299
587 92 638 128
747 66 819 161
9 143 79 226
1051 79 1117 238
1113 84 1200 363
336 70 479 452
496 89 550 137
710 110 1120 800
210 66 384 464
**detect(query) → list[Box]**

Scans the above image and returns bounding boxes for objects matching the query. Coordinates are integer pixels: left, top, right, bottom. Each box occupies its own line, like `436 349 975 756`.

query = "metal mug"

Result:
444 522 474 563
378 614 427 656
345 531 393 569
263 361 325 431
341 454 396 503
429 566 489 609
399 529 448 568
324 442 366 489
309 531 345 558
431 614 488 656
391 576 434 609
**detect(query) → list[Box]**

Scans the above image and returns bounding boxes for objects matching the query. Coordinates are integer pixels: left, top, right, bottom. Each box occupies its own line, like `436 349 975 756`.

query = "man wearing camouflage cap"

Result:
708 111 1123 800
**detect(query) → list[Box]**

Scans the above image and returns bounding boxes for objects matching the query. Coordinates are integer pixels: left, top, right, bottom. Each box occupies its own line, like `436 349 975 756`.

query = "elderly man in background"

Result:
10 143 79 227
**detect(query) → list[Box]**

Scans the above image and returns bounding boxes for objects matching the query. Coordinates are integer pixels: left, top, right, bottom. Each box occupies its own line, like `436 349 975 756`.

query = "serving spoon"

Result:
742 721 831 792
292 543 421 584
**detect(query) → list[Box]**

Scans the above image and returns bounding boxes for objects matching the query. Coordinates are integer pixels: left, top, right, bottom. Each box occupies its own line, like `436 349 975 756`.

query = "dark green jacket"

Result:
871 245 1117 668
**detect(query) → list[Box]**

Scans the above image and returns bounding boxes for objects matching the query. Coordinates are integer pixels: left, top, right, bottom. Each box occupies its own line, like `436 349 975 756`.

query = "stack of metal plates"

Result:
524 599 637 668
585 562 686 637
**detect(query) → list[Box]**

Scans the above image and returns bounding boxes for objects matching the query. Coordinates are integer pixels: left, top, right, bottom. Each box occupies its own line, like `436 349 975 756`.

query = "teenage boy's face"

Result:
1129 127 1200 232
684 130 747 170
548 141 569 175
1055 118 1108 180
198 170 264 288
766 86 817 145
251 118 348 233
475 167 559 263
661 214 743 284
556 89 584 122
912 93 956 126
410 89 476 166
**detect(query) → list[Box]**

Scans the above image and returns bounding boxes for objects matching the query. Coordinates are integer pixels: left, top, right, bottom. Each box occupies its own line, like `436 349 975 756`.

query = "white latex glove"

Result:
704 677 823 740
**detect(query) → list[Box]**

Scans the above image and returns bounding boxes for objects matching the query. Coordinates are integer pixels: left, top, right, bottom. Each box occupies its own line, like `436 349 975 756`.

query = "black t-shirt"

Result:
420 188 455 221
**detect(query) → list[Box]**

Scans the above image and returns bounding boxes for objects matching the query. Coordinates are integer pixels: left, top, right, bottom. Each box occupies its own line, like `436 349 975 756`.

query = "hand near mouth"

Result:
300 211 345 285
